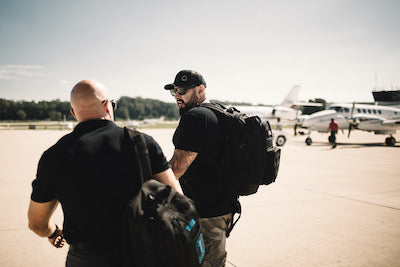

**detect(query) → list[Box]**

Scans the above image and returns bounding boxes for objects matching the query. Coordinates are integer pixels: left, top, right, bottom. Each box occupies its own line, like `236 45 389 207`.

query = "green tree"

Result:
48 111 62 121
115 96 179 121
16 110 27 120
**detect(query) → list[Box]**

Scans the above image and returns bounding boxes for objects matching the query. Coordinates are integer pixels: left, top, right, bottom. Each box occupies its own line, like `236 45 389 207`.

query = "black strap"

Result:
201 102 244 116
124 127 152 185
226 201 241 238
199 102 226 114
48 224 59 239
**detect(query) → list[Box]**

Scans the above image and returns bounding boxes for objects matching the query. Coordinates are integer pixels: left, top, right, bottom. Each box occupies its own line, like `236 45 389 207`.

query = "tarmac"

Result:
0 129 399 266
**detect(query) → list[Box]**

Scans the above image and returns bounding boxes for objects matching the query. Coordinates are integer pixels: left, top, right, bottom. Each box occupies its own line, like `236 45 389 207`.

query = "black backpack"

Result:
200 103 281 196
122 128 205 267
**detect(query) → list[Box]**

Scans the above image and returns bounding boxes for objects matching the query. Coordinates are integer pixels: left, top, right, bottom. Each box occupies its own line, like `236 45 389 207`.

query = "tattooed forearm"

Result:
169 149 198 179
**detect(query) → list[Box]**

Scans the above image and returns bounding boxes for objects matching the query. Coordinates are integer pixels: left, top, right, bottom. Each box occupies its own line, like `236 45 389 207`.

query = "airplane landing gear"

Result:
276 135 286 146
305 137 312 146
385 136 396 146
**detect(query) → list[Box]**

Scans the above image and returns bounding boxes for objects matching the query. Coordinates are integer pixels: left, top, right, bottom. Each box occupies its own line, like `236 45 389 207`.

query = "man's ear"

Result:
103 100 114 120
103 100 112 115
70 108 77 120
198 85 206 94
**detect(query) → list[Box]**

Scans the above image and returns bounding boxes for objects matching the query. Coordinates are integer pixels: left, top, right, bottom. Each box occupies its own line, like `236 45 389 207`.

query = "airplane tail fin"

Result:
281 85 300 107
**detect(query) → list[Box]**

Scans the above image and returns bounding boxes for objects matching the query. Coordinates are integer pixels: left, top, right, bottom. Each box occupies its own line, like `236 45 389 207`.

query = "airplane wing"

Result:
349 114 400 132
382 119 400 126
291 101 323 107
351 114 400 124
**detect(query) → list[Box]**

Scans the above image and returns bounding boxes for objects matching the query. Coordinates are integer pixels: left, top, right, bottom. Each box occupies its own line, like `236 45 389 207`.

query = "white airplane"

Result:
142 116 165 125
234 85 322 121
126 116 165 128
299 102 400 146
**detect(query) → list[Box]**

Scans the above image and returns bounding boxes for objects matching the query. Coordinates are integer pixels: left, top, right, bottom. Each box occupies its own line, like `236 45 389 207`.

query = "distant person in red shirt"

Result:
328 118 339 148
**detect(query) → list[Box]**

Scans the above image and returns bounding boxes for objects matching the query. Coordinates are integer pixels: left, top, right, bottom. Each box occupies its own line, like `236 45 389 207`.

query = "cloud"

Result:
0 65 43 80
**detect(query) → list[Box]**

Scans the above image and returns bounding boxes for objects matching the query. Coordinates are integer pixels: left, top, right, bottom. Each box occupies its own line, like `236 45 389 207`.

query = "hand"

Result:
48 227 66 248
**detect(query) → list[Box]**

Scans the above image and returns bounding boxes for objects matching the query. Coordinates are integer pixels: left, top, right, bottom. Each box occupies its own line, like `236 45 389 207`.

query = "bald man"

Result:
28 80 182 266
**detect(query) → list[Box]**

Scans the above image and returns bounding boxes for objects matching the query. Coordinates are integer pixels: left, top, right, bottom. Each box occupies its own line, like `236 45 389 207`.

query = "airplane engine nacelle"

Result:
302 110 347 131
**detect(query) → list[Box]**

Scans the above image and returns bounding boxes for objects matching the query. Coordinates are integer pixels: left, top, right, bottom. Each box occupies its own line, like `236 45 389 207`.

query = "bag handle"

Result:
124 127 152 185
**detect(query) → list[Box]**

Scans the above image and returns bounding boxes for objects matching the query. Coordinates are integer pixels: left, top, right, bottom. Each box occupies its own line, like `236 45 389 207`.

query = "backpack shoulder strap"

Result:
200 102 226 113
200 102 244 119
124 127 152 185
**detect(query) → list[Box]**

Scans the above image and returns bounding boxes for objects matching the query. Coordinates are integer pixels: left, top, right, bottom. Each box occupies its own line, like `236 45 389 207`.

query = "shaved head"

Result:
70 80 113 122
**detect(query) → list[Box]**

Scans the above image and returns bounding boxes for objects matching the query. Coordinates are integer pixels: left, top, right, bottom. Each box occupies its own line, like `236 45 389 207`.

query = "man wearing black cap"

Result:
164 70 238 267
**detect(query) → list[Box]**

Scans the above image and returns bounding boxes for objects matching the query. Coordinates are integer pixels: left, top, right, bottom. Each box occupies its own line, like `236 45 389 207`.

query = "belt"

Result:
70 242 121 251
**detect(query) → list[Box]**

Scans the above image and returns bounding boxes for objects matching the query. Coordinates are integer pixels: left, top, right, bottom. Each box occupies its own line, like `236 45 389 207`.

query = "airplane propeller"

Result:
347 102 357 138
293 109 301 135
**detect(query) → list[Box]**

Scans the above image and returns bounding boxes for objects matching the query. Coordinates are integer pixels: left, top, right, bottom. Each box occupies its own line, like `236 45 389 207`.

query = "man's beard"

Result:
179 93 201 116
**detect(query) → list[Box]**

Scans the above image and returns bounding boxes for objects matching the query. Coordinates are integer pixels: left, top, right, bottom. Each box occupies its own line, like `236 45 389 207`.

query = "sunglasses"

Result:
102 99 117 110
170 87 190 97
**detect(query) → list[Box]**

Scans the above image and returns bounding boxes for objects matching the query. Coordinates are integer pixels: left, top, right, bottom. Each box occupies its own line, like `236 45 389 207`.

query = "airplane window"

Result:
330 106 341 112
344 108 349 112
368 109 371 114
362 109 366 113
357 109 361 113
373 110 376 114
378 110 382 114
340 108 344 113
395 111 398 115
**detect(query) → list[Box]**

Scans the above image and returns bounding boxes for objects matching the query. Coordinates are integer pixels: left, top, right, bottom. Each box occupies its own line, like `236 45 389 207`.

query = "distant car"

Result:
272 130 288 146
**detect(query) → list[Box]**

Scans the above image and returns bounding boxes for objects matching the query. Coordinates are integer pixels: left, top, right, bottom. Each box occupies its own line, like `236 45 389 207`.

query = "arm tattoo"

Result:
169 149 198 179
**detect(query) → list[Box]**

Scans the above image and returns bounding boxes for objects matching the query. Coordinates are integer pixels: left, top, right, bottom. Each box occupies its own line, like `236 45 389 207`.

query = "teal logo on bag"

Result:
196 233 205 264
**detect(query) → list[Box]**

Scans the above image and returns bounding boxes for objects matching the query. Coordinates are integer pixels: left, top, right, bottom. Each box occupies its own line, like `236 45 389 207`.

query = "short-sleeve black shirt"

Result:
173 106 236 218
30 119 169 245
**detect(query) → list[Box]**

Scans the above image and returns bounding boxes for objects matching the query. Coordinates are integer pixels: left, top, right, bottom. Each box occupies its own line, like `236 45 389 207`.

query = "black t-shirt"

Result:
173 106 236 218
31 119 169 245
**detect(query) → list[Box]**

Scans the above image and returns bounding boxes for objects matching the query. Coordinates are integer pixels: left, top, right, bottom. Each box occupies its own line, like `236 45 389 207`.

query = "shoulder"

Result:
179 106 220 132
179 107 219 129
43 131 75 156
184 106 217 120
37 131 76 169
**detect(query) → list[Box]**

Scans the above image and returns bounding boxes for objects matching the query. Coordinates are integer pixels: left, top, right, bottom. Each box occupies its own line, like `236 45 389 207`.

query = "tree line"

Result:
0 97 180 121
0 98 73 121
0 97 325 121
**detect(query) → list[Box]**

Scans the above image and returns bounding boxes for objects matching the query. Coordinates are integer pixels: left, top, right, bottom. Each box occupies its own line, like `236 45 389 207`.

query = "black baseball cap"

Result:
164 70 207 90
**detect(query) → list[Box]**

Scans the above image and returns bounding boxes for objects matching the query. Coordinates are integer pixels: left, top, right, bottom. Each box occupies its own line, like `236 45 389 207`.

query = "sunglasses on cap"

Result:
169 87 192 97
102 99 117 110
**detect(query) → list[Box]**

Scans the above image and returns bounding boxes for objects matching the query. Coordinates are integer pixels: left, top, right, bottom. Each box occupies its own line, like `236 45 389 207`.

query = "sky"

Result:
0 0 399 105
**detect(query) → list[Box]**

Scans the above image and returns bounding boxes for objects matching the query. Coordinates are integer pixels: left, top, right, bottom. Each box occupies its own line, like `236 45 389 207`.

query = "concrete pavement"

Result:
0 129 399 266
